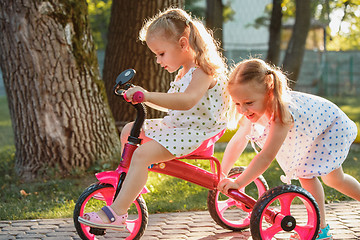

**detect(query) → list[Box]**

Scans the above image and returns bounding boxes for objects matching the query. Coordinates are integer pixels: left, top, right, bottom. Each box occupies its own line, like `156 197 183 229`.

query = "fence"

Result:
225 50 360 97
0 50 359 97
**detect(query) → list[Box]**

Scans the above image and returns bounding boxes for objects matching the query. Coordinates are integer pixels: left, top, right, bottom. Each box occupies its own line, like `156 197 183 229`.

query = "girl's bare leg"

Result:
110 140 174 215
299 177 327 228
321 167 360 201
120 122 142 153
94 126 174 222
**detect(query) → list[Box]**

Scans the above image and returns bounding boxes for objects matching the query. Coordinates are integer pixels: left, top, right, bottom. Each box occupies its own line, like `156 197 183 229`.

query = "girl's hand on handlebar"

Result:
124 86 147 104
217 178 241 194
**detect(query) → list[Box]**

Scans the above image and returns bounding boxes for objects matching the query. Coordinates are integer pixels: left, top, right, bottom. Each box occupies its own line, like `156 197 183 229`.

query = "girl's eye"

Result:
246 102 253 105
159 53 164 56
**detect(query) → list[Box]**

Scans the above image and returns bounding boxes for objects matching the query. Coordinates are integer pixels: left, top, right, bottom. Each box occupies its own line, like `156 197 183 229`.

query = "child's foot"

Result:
316 224 333 240
78 206 127 231
290 224 333 240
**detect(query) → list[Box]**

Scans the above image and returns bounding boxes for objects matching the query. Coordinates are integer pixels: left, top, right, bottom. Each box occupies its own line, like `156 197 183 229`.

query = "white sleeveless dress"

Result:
144 68 229 157
247 91 357 183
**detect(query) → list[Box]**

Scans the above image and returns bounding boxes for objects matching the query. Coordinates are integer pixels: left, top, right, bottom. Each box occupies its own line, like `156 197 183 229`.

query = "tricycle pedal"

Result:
90 227 106 235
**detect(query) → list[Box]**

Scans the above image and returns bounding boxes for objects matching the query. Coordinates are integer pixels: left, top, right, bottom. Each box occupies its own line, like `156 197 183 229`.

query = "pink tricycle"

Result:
73 69 320 240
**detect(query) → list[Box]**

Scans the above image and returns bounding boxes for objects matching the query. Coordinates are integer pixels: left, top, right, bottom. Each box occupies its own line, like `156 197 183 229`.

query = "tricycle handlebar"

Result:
112 69 146 145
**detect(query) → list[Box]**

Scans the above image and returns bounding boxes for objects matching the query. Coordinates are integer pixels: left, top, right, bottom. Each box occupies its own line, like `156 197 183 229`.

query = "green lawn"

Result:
0 95 360 220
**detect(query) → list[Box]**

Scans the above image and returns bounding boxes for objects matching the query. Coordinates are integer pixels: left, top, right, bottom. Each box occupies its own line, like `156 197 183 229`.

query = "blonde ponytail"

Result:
139 8 227 80
267 70 292 124
187 20 226 78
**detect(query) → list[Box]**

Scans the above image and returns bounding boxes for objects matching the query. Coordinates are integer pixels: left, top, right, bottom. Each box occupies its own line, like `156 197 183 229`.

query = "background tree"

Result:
0 0 120 180
192 0 234 51
102 0 184 129
266 0 283 65
185 0 204 17
256 0 311 86
282 0 311 88
206 0 223 48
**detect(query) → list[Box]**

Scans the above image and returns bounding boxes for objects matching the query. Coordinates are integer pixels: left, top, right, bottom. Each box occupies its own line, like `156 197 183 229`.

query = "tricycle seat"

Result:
176 129 225 159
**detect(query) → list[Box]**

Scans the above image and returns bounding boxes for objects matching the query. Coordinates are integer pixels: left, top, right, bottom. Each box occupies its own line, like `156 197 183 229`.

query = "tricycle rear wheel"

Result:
250 184 320 240
207 166 269 231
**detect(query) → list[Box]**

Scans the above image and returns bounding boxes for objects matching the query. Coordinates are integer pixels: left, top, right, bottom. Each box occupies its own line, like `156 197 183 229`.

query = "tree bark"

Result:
266 0 283 65
0 0 120 180
103 0 184 128
206 0 223 49
282 0 311 88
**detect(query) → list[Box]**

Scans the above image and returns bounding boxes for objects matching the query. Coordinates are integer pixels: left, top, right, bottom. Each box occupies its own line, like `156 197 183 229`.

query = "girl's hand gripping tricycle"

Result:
73 69 320 240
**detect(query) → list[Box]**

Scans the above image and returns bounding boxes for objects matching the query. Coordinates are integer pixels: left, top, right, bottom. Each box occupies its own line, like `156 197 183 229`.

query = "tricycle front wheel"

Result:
73 183 148 240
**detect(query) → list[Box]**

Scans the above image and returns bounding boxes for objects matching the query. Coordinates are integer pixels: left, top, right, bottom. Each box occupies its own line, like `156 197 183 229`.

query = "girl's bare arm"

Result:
126 69 214 110
218 119 292 193
221 117 251 176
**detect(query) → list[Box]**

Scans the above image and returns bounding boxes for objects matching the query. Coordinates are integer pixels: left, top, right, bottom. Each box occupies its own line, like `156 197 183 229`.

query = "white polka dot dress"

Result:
248 91 357 182
144 68 229 157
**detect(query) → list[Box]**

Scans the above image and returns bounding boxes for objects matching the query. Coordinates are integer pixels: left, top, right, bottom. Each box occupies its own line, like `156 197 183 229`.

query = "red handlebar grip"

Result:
133 91 144 103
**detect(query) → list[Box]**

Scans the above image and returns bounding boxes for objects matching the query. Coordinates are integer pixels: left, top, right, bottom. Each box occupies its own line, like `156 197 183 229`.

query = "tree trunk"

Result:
282 0 311 88
266 0 283 65
103 0 184 129
206 0 223 49
0 0 120 180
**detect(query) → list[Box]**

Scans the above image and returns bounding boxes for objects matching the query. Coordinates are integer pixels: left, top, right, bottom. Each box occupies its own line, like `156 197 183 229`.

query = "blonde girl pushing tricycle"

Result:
218 58 360 240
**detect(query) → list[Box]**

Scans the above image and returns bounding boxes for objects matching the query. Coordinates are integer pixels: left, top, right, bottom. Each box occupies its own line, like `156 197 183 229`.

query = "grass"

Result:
0 95 360 220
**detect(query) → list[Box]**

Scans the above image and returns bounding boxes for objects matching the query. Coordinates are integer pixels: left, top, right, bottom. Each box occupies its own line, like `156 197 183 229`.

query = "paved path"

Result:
1 201 359 240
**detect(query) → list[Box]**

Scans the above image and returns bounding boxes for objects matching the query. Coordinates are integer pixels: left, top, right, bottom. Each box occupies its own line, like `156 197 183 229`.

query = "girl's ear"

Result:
267 88 274 99
179 36 189 50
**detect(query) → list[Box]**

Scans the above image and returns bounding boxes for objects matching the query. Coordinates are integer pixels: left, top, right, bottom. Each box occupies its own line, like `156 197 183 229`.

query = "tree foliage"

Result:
87 0 112 50
327 0 360 50
254 0 360 51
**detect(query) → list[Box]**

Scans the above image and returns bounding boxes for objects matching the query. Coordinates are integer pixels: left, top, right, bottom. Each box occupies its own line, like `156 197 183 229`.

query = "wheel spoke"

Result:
278 194 294 215
125 220 136 232
217 198 237 214
294 224 316 238
242 214 251 225
93 189 114 205
261 223 282 239
81 225 94 239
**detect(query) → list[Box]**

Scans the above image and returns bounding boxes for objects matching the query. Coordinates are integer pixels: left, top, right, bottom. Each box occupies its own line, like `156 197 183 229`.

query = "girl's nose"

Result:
156 57 161 64
236 105 243 114
236 105 246 114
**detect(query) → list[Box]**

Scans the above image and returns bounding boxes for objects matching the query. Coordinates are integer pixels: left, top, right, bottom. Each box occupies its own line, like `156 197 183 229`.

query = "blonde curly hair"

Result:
139 7 227 80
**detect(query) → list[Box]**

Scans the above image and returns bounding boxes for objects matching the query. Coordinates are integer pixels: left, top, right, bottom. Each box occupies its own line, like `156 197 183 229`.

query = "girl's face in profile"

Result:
146 33 187 73
229 80 272 123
